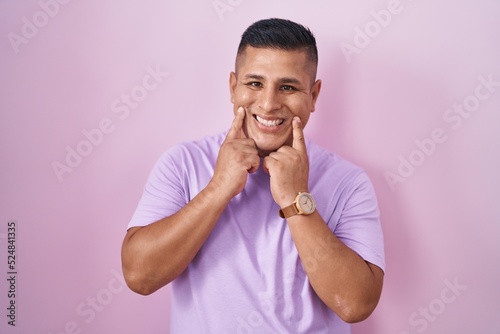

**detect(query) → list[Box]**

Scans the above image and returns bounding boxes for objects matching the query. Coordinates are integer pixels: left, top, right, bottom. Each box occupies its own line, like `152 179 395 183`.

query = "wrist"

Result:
277 187 309 208
205 179 234 204
278 192 316 219
277 194 298 209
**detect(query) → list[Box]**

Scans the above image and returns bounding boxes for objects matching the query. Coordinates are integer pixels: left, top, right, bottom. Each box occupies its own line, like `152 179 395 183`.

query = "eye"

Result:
246 81 263 88
280 85 296 91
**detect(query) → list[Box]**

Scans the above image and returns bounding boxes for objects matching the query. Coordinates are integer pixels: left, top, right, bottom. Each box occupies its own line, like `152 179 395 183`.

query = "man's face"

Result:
230 46 321 156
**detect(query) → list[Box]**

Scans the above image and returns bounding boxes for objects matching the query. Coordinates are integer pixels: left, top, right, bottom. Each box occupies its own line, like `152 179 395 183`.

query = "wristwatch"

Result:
279 192 316 219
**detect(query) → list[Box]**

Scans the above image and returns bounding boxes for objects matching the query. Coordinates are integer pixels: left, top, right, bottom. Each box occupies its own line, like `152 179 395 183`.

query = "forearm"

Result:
122 110 260 296
286 212 383 323
121 181 231 295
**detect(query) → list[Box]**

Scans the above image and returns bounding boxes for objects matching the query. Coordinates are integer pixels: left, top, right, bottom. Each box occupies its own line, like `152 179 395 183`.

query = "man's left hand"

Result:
263 116 309 208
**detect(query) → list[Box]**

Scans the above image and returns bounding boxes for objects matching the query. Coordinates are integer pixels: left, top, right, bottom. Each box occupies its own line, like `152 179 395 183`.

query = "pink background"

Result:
1 1 499 333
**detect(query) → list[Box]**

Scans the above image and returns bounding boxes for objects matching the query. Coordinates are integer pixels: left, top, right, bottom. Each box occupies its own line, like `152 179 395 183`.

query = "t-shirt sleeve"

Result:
332 172 386 272
127 147 188 230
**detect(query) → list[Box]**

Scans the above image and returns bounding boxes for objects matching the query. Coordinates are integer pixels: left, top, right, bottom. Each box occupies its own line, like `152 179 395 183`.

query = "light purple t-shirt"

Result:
128 132 385 334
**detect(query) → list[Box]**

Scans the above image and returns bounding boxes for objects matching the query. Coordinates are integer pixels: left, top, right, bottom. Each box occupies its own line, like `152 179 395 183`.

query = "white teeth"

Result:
256 115 284 127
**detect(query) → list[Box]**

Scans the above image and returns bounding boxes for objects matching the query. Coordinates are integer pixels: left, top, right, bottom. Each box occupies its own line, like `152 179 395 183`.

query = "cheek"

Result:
290 99 312 115
234 88 256 106
289 99 313 126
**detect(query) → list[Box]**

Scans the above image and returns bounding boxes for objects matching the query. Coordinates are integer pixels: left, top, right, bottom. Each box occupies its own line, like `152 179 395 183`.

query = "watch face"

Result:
298 193 315 214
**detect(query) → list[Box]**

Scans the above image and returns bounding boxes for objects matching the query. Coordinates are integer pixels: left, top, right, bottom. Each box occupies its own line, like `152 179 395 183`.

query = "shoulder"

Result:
307 140 377 211
158 132 225 163
307 140 366 183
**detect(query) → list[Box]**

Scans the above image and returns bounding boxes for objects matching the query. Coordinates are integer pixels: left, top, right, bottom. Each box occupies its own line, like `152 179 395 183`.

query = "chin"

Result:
256 147 276 157
245 127 292 155
254 140 287 156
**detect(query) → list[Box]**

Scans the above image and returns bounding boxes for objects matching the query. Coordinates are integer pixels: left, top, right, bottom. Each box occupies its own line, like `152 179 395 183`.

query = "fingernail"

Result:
237 106 244 114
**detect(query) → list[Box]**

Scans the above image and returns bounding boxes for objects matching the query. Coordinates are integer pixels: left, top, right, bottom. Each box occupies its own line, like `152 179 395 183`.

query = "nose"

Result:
257 87 282 113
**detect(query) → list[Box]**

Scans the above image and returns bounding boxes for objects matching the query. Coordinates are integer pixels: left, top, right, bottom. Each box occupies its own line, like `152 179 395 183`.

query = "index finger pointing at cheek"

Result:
226 107 245 140
292 116 307 152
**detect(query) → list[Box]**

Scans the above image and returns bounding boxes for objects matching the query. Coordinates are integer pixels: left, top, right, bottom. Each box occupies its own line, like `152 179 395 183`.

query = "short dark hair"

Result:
237 18 318 73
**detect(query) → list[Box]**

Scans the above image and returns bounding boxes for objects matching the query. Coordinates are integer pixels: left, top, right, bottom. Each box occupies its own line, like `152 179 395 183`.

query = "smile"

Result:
254 115 285 127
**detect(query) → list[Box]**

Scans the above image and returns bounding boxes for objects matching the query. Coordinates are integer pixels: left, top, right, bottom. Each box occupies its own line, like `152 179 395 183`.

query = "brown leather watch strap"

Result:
279 203 299 219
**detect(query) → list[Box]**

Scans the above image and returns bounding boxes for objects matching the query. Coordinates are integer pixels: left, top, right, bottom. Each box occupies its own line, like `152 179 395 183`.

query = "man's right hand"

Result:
122 108 258 295
211 107 260 199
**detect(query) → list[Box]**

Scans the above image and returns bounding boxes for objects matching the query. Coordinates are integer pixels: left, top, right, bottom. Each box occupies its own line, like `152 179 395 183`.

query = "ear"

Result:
310 79 322 113
229 72 237 104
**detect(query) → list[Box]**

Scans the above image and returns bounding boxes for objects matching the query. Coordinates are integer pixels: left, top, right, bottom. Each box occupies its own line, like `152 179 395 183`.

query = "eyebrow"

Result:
243 74 265 81
243 74 303 85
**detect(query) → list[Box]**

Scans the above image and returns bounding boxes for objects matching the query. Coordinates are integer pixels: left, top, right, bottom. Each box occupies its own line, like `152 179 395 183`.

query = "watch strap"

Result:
279 203 299 219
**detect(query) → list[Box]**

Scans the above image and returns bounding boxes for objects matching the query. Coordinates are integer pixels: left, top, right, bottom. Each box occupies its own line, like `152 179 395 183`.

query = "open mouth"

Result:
254 115 285 127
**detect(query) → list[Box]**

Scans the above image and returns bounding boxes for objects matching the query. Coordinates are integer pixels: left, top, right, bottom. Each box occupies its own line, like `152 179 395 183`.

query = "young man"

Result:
121 18 385 333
